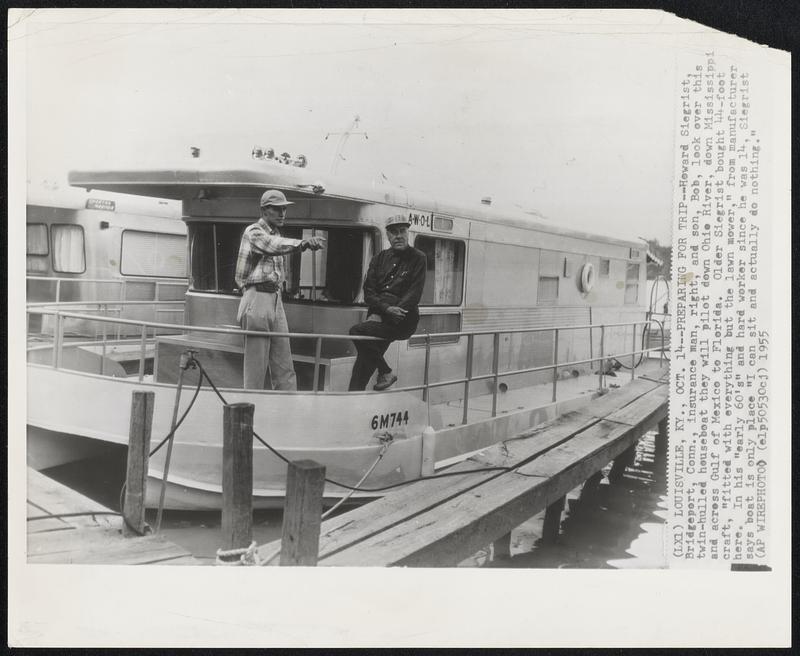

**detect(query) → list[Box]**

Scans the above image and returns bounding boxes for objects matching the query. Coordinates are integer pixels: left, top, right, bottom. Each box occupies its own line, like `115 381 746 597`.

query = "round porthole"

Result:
580 262 596 293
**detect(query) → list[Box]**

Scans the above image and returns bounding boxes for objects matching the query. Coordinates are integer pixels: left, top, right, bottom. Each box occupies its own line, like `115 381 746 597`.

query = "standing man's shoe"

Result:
373 372 398 391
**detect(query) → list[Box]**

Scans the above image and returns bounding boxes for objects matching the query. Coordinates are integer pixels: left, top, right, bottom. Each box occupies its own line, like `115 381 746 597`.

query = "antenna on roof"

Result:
324 115 368 175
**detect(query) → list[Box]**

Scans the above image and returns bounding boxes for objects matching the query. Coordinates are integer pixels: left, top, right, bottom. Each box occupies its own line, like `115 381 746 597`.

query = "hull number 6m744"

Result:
371 410 410 430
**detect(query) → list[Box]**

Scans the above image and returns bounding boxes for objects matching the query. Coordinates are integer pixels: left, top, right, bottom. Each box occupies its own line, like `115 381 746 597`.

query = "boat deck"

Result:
27 468 201 565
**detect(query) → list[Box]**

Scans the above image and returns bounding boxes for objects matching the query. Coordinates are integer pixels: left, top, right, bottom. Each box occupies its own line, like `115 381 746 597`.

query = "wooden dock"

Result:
257 366 669 567
27 468 200 565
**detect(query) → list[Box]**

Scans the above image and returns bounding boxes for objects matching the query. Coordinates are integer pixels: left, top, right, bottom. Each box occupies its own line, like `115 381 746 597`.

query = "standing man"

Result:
235 189 325 390
348 215 427 391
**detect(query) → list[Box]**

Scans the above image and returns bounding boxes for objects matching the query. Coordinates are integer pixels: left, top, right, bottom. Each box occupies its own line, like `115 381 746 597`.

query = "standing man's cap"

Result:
385 215 411 229
260 189 294 207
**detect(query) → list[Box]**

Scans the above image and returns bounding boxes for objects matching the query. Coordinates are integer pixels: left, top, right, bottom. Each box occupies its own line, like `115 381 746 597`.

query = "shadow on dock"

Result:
39 452 285 563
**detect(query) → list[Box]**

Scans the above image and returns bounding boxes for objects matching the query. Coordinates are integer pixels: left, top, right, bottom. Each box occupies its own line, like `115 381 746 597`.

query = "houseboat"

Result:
26 185 187 336
26 151 665 509
25 185 188 468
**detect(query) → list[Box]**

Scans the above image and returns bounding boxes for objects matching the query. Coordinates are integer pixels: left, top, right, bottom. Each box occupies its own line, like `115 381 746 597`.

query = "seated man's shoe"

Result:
373 372 398 391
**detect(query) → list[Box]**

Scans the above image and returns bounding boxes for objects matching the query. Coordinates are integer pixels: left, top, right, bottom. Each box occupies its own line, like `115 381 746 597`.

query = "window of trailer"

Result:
415 235 466 306
27 224 49 255
51 224 86 273
538 276 559 304
624 262 640 304
27 223 49 273
188 221 376 303
121 230 187 278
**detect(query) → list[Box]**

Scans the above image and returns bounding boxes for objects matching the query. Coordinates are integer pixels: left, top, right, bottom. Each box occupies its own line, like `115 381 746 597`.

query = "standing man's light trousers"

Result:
237 288 297 390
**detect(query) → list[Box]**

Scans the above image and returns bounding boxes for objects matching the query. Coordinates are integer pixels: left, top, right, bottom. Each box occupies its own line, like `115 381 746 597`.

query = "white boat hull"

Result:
27 426 118 471
27 358 635 510
28 363 431 510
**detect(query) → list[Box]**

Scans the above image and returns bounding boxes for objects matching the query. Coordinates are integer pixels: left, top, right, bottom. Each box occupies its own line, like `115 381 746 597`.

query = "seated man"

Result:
348 215 427 391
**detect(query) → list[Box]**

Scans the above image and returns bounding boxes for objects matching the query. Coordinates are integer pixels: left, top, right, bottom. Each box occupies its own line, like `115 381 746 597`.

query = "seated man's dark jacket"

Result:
363 246 427 337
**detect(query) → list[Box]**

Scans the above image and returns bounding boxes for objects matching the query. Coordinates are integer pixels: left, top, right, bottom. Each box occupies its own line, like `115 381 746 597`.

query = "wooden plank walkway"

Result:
27 468 200 565
257 367 669 567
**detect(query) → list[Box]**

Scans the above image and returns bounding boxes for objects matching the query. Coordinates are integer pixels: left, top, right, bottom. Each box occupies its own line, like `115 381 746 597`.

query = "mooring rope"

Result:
27 511 121 522
190 354 514 493
320 438 392 520
215 540 262 566
148 369 204 458
117 482 152 536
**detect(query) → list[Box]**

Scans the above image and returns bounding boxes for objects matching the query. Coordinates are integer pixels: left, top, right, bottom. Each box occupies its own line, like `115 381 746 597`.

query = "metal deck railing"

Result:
27 304 669 424
27 276 187 304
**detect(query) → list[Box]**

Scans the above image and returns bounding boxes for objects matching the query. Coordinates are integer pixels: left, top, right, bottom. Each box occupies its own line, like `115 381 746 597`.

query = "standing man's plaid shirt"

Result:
235 218 303 291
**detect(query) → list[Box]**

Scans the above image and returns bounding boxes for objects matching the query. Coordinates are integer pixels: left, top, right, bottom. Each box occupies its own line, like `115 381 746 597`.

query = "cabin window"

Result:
625 262 640 304
188 222 258 293
27 224 49 273
189 223 217 291
409 313 461 346
51 224 86 273
282 227 373 303
599 258 610 277
188 221 375 302
27 224 49 255
27 256 49 274
538 276 559 304
415 236 465 306
121 230 187 278
432 215 454 232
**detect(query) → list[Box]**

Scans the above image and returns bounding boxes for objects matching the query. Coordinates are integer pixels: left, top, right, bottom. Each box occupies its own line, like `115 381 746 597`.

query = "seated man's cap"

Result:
260 189 294 207
385 215 411 228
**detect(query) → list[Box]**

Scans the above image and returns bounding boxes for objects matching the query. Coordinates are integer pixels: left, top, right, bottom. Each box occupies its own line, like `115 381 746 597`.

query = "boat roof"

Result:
27 184 182 220
69 158 641 249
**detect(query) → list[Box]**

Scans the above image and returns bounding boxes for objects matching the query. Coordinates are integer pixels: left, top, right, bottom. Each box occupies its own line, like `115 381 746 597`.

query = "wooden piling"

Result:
280 460 326 566
123 391 154 537
221 403 254 550
608 443 637 484
577 470 604 512
492 532 512 560
541 495 566 545
655 417 668 458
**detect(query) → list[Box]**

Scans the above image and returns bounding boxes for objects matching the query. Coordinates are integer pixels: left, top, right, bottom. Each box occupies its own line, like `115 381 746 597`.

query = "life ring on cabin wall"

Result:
579 262 596 293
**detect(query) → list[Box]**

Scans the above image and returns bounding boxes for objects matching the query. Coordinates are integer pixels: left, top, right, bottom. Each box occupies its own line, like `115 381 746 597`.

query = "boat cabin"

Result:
68 156 647 398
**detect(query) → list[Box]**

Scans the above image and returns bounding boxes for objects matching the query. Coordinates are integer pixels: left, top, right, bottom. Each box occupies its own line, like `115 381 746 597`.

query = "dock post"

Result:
541 495 566 545
655 417 668 458
577 470 604 512
123 391 155 537
609 443 637 484
221 403 254 551
493 532 512 560
280 460 326 566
